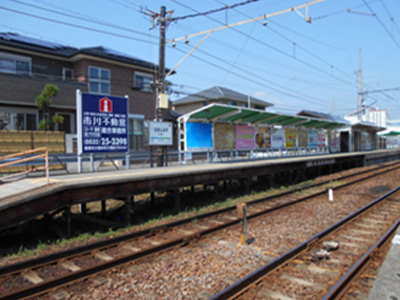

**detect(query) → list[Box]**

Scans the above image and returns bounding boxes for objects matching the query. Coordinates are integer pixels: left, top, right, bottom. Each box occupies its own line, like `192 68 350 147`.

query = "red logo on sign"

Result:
99 97 113 113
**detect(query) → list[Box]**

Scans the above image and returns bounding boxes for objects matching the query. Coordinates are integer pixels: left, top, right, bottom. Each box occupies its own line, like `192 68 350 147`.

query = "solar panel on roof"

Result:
0 32 66 50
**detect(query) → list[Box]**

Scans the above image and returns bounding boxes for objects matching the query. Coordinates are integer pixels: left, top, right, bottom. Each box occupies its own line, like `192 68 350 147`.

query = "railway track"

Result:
210 187 400 300
0 162 399 300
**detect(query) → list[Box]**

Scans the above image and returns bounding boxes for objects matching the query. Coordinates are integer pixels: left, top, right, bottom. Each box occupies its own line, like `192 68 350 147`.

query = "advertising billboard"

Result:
236 125 255 150
255 127 271 149
271 129 285 148
285 128 298 148
77 92 128 153
308 130 318 147
186 122 213 151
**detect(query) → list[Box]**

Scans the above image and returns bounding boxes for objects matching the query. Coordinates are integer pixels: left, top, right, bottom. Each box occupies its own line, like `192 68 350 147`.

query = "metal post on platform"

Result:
77 153 82 173
125 151 130 170
90 153 94 172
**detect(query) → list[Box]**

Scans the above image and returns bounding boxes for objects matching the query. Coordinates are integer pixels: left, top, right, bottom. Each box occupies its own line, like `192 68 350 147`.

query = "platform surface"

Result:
368 226 400 300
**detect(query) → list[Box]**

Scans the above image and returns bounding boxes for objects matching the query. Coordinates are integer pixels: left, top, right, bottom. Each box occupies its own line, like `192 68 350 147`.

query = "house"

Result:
345 106 389 128
172 86 273 114
0 32 168 150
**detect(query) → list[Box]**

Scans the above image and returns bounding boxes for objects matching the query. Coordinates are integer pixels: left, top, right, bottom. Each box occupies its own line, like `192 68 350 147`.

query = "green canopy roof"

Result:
382 131 400 136
178 104 347 130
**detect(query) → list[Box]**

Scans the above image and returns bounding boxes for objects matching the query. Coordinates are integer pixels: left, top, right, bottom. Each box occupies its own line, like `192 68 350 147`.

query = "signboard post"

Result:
76 90 129 172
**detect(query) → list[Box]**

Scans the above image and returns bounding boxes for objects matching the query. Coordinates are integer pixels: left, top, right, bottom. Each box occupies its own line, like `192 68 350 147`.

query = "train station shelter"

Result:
177 104 348 159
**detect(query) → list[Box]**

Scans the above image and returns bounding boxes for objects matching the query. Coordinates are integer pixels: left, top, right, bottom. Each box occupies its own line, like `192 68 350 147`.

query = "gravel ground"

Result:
34 167 400 300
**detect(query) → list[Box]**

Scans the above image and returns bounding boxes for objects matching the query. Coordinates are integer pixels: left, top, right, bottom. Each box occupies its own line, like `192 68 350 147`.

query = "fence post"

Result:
77 153 82 173
125 152 130 170
45 148 50 185
90 153 94 172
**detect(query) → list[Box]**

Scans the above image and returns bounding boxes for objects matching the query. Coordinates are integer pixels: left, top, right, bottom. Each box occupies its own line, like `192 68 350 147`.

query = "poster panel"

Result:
149 121 173 146
214 123 235 150
308 130 318 147
77 92 128 153
298 129 308 147
271 129 285 148
318 130 327 147
255 127 271 149
186 122 213 151
330 131 340 153
236 125 255 150
285 128 298 148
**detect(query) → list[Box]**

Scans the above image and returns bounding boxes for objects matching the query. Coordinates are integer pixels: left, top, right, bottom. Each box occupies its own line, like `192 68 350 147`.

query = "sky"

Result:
1 0 400 119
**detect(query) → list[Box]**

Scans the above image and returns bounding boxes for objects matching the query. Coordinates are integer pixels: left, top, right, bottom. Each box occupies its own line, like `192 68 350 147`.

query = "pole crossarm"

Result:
166 0 325 44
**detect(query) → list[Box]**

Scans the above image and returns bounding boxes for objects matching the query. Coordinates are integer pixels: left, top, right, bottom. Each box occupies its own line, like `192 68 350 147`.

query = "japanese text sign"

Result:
77 92 128 153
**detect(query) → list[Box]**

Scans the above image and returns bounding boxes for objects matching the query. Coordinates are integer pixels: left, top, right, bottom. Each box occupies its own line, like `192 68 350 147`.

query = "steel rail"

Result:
1 161 398 277
0 163 399 300
321 216 400 300
208 186 400 300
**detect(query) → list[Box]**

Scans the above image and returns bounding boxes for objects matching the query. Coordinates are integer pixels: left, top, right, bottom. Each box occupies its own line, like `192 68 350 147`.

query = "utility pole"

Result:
158 6 166 122
358 48 363 121
157 6 167 166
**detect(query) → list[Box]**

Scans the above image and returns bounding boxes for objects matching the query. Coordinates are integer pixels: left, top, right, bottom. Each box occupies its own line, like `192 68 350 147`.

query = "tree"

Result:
35 84 63 131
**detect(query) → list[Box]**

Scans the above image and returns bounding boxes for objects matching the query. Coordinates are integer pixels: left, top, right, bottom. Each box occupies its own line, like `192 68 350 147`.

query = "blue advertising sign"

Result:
77 92 128 153
186 122 213 151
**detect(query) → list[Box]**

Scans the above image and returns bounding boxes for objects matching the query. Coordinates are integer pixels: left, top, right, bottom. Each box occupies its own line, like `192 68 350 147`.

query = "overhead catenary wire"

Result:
379 0 400 36
362 0 400 50
170 0 260 22
173 45 334 110
168 0 357 89
213 0 357 81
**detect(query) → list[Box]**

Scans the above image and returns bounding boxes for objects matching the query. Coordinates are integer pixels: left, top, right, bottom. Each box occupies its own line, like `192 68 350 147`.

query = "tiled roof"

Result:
172 86 273 107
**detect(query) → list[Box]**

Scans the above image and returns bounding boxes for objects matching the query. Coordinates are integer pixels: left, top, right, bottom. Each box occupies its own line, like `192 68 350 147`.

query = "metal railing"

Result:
0 148 50 185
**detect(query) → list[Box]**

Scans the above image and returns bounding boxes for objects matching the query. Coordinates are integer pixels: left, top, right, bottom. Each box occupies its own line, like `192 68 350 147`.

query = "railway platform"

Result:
368 226 400 299
1 149 400 235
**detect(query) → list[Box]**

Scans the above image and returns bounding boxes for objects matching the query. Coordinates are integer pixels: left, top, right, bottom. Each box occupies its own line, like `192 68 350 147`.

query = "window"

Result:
128 116 145 150
228 101 238 107
62 68 74 81
203 101 209 106
0 52 31 75
134 72 153 92
0 110 37 130
89 66 110 94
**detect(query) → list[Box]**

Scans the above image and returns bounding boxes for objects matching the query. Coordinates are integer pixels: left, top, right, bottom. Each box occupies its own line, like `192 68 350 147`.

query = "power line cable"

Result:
379 0 400 36
213 0 356 82
362 0 400 50
0 6 159 46
174 45 333 109
169 0 356 88
170 0 260 22
7 0 157 40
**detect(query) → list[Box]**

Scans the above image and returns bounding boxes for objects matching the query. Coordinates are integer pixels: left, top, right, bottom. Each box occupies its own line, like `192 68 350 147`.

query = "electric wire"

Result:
0 6 159 46
170 0 260 22
213 0 356 82
169 0 357 88
6 0 157 41
379 0 400 36
174 44 333 109
362 0 400 50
